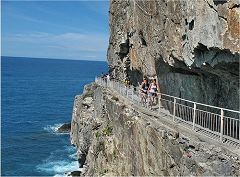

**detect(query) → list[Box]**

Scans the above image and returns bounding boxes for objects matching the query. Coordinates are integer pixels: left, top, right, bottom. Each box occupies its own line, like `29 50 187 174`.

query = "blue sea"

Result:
1 56 108 176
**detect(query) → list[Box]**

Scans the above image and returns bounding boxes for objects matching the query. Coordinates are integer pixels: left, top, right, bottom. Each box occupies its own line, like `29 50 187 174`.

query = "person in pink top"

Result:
148 79 158 107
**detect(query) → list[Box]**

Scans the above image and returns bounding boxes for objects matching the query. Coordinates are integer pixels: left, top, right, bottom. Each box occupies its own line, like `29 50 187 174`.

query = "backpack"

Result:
142 83 149 90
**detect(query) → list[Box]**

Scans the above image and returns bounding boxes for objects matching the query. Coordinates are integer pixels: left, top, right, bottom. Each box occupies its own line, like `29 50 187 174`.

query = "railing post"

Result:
239 117 240 141
119 83 121 94
173 98 176 121
120 83 123 95
125 86 127 96
220 108 224 142
192 103 196 130
131 86 134 101
158 94 161 113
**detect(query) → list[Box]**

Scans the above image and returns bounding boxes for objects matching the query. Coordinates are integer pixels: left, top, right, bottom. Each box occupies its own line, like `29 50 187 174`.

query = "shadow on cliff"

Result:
154 48 239 112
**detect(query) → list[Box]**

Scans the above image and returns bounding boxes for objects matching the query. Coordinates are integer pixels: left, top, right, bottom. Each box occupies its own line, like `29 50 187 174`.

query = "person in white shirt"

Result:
106 74 110 86
148 79 158 107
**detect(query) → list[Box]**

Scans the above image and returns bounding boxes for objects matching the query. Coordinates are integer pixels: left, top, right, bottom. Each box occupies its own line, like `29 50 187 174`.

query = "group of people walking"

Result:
99 73 159 108
101 72 111 86
139 77 159 107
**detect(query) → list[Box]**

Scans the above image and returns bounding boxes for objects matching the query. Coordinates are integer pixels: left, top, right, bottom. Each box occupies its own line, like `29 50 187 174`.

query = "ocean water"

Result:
1 56 108 176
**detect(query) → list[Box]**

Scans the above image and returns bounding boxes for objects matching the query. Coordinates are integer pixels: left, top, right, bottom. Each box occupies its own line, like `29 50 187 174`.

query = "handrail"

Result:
95 77 240 147
159 93 240 113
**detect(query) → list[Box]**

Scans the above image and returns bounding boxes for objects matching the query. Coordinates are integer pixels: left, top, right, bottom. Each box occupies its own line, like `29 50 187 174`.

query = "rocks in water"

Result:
78 154 87 168
57 123 71 133
67 170 81 176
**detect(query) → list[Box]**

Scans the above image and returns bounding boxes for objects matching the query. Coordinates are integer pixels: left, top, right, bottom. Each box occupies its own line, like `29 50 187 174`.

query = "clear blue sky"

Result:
2 0 109 61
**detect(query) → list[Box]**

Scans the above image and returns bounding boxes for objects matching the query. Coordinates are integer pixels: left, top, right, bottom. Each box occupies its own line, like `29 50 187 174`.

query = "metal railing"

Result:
95 77 240 147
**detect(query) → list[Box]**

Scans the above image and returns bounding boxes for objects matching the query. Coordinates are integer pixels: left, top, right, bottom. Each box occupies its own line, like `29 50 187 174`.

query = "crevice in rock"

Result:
229 4 240 9
127 68 143 86
204 0 227 21
182 41 187 48
171 18 180 25
128 30 136 38
140 37 147 46
138 30 147 46
119 39 130 59
163 15 167 25
78 153 87 168
189 20 194 30
205 0 218 12
170 67 199 76
182 34 187 40
213 0 227 6
218 15 227 21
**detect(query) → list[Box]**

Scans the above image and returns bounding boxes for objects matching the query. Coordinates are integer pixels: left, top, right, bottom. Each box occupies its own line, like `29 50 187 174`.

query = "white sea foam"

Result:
36 145 79 176
26 120 40 123
64 146 77 159
12 120 39 124
37 160 79 173
37 160 83 177
43 123 63 134
68 152 77 160
64 145 76 153
53 174 65 177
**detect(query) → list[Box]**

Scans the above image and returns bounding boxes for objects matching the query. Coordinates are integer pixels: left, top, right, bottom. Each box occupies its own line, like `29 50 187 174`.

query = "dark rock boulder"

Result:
57 123 71 133
67 170 81 176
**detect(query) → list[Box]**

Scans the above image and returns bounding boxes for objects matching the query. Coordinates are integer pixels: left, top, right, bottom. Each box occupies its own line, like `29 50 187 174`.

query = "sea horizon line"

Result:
1 55 107 62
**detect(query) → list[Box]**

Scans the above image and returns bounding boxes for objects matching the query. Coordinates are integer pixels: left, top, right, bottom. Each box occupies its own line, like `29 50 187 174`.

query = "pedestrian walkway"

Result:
95 77 240 149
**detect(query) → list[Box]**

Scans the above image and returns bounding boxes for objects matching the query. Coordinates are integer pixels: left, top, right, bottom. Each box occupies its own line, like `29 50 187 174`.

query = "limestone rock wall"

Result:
70 84 240 176
107 0 240 110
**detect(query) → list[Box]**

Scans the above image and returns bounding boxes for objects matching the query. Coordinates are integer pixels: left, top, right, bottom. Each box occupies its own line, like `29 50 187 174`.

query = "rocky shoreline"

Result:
57 123 71 133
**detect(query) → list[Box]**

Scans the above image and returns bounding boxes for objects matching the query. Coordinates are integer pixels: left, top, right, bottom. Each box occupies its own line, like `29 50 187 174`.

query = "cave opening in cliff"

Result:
189 20 194 30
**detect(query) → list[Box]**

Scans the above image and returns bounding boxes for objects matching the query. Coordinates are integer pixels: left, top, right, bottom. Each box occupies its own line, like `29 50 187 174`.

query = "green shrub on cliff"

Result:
96 141 105 153
95 131 101 139
95 126 113 141
102 126 113 136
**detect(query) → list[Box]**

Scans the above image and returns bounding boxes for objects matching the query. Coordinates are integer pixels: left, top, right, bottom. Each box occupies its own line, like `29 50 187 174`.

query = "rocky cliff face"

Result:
70 83 240 176
107 0 240 110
